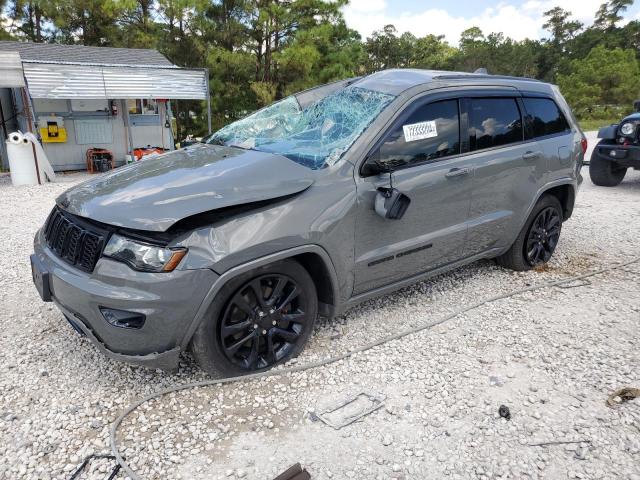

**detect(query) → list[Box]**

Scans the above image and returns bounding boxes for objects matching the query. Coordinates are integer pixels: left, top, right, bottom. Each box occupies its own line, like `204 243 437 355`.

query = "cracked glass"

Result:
208 86 396 169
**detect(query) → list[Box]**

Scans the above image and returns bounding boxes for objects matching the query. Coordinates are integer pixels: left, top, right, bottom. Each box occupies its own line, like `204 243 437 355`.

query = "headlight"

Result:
103 234 187 272
620 122 635 136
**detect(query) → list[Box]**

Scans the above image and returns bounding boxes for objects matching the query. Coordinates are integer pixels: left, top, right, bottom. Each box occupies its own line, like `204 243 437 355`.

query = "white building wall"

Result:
32 98 172 171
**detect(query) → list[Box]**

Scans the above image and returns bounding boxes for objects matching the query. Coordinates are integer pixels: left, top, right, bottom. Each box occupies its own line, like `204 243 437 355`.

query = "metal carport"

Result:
0 41 210 171
0 51 26 171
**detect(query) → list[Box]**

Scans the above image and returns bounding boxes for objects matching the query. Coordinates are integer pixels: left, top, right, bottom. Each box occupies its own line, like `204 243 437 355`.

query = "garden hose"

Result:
109 256 640 480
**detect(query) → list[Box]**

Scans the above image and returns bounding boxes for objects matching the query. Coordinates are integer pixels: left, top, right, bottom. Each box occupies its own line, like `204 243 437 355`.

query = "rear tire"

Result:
589 150 627 187
495 195 563 271
191 259 317 377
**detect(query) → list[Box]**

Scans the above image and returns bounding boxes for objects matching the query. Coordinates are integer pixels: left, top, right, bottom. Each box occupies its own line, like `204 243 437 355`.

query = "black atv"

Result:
589 100 640 186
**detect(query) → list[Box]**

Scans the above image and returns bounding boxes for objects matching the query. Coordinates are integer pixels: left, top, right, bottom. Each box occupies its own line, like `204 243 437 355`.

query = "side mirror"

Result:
375 187 411 220
363 150 400 176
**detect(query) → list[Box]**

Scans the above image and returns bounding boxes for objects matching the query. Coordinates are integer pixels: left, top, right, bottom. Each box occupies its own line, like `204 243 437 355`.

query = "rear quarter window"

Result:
468 98 523 151
523 97 570 139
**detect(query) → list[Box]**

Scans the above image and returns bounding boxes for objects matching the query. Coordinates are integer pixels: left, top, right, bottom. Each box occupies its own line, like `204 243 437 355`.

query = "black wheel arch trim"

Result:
535 179 576 218
505 178 577 257
179 245 341 349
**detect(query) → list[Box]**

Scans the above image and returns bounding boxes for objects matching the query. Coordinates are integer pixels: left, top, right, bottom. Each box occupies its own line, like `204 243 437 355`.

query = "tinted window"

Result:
377 99 460 169
523 97 570 139
469 98 522 151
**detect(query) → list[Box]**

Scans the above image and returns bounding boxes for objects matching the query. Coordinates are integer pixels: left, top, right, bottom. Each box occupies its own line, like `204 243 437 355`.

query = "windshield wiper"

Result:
208 137 256 151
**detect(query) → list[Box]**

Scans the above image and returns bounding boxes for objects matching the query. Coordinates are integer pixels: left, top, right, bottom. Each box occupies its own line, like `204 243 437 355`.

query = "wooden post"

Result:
0 96 8 140
21 88 41 184
31 140 41 185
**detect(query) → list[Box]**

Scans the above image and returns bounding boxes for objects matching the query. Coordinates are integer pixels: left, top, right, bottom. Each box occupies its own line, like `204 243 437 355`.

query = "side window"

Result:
468 98 522 151
377 99 460 169
523 97 570 139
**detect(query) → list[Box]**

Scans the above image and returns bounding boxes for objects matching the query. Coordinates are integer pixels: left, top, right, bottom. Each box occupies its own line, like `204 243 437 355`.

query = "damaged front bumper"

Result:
56 300 182 370
32 228 218 371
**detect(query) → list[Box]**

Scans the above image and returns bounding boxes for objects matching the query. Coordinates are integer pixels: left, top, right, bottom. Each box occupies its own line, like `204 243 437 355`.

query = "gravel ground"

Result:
1 139 639 480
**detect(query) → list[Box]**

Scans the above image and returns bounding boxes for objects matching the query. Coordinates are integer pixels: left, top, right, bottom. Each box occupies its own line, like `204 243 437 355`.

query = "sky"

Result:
342 0 640 45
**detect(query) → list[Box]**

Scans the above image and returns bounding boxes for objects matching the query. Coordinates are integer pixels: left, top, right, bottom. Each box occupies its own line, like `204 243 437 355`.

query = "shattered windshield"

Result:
208 86 396 169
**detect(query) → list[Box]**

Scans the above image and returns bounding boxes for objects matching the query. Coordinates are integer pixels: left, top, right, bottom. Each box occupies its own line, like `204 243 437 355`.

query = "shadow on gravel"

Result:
315 259 497 331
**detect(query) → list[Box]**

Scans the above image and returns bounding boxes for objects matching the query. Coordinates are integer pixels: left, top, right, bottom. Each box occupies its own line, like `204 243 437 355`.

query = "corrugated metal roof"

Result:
0 41 173 67
102 67 207 99
23 63 207 100
0 51 25 87
24 63 105 98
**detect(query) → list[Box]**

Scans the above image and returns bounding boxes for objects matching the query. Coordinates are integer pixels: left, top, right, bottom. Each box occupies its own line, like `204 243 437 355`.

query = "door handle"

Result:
523 151 541 160
445 167 471 178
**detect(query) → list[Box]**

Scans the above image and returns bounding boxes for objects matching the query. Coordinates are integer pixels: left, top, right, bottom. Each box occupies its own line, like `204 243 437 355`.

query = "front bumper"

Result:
32 229 219 370
593 144 640 168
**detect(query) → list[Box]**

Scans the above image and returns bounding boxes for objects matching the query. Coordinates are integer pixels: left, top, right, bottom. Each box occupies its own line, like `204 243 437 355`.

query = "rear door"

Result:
520 96 574 178
463 95 548 256
353 96 474 295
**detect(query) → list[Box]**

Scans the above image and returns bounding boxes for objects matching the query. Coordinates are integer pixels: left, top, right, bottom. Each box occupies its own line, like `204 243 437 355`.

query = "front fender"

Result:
597 124 618 139
178 245 341 348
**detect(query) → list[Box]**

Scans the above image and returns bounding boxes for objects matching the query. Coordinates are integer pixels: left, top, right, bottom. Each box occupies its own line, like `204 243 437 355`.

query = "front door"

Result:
353 98 474 295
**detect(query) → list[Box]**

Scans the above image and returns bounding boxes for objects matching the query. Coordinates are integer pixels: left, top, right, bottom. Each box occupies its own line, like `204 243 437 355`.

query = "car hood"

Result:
57 144 315 232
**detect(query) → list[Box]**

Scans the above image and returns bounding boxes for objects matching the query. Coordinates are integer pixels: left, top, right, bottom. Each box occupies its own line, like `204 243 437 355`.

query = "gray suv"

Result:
31 69 584 375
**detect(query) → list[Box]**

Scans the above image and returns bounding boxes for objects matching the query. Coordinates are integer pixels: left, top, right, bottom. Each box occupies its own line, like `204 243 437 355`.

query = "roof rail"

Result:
433 73 542 83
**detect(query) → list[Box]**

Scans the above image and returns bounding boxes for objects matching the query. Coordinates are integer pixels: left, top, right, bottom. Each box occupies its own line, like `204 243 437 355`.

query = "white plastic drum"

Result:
6 132 38 186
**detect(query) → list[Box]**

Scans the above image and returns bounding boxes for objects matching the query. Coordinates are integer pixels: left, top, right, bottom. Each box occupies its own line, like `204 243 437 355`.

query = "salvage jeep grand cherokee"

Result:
31 69 585 375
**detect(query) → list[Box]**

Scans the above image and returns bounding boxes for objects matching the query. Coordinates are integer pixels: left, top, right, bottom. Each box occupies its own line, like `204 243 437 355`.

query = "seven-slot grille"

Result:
44 207 107 272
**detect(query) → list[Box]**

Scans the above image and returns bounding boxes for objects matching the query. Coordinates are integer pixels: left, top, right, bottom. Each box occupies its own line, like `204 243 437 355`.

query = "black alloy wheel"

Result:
191 259 317 376
220 273 310 370
525 206 561 266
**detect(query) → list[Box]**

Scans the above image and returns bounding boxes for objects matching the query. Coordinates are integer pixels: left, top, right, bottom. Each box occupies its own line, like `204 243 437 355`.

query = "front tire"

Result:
589 148 627 187
495 195 563 271
191 259 317 377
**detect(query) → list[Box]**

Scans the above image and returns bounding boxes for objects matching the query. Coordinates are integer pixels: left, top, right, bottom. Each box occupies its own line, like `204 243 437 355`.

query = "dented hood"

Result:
57 144 314 232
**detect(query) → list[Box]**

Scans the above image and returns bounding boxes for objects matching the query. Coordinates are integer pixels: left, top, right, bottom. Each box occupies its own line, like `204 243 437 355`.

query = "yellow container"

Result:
39 126 67 143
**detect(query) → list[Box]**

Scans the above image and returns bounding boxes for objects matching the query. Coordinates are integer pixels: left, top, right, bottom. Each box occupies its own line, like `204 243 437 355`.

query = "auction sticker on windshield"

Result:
403 121 437 142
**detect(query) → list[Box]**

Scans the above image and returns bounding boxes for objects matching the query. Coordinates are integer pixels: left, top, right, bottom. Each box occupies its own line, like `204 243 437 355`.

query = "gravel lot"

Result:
1 138 639 480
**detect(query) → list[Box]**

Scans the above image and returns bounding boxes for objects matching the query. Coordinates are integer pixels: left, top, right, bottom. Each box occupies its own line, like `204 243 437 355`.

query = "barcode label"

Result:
403 120 438 142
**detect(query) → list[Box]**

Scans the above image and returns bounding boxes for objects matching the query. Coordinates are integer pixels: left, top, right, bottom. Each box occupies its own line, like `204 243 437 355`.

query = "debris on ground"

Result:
527 439 591 448
68 454 120 480
316 392 384 429
498 405 511 420
606 387 640 407
273 463 311 480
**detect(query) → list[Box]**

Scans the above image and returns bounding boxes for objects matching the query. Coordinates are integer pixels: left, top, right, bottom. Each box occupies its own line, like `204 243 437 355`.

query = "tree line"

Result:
1 0 639 137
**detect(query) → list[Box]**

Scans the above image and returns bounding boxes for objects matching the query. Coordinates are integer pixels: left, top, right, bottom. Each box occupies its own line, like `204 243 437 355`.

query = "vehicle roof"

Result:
353 68 551 96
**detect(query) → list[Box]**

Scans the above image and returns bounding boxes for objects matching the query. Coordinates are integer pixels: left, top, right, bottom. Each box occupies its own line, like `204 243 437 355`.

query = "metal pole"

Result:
21 86 41 184
0 95 8 140
166 100 175 150
20 87 35 132
31 141 41 185
204 68 211 134
0 96 7 169
121 99 134 157
0 93 9 171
